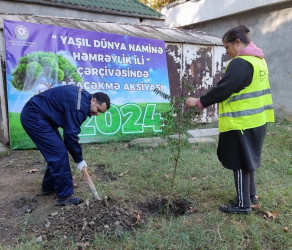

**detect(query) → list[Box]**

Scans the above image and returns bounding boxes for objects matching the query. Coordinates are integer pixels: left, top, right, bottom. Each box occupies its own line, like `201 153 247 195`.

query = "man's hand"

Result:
185 97 199 108
76 160 87 172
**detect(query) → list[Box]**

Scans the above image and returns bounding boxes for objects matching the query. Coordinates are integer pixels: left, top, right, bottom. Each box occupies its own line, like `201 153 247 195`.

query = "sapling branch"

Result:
154 80 200 199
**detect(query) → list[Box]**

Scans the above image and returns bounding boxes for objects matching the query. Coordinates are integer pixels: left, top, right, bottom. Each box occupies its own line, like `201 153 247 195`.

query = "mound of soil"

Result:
36 197 192 244
37 197 138 243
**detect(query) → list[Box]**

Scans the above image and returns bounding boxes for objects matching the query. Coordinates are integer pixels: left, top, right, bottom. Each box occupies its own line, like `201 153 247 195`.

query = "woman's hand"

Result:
185 97 199 107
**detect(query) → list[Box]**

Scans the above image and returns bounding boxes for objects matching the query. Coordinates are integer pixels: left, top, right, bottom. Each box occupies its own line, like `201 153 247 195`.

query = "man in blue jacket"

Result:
20 85 110 206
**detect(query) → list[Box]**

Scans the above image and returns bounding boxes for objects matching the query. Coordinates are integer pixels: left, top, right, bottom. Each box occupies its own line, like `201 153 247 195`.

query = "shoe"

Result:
56 196 83 206
219 204 251 214
250 196 258 205
41 188 55 196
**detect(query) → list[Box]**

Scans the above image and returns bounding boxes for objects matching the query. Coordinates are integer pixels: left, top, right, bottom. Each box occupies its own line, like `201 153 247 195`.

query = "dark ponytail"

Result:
222 25 251 45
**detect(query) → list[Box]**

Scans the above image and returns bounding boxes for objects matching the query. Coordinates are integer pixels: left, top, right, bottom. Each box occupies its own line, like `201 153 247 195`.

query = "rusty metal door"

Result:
166 42 228 123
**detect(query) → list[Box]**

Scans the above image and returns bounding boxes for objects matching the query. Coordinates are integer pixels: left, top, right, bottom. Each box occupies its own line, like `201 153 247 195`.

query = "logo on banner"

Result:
15 25 28 40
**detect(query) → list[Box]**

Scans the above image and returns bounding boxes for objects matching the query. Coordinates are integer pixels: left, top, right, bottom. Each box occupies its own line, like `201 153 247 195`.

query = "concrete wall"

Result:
164 1 292 119
164 0 289 28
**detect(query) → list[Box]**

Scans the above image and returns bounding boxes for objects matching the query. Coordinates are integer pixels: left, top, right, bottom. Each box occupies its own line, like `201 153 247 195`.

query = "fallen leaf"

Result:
26 169 38 173
119 170 129 177
191 176 197 181
164 174 170 179
273 158 278 164
188 207 199 213
267 132 277 136
284 227 289 232
264 211 278 219
251 203 261 210
73 183 79 188
132 211 141 226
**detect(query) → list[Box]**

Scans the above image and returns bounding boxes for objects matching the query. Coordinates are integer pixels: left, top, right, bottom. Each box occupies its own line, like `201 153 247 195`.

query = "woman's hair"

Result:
93 92 111 109
222 25 251 45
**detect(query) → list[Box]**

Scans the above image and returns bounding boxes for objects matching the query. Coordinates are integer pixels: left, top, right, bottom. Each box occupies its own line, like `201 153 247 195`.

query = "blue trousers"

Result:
20 103 73 198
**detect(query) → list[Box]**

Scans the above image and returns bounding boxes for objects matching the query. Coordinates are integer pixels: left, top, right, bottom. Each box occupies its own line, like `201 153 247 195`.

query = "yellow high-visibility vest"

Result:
218 55 274 132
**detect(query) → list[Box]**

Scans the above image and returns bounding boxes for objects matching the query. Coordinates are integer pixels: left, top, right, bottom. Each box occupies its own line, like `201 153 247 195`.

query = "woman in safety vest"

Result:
186 25 274 214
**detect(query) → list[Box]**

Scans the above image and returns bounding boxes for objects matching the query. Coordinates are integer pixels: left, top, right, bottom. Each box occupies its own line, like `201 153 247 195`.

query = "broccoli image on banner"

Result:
11 51 81 91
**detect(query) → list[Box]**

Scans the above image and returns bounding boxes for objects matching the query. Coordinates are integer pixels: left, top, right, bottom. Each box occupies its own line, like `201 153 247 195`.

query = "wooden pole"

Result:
82 168 101 200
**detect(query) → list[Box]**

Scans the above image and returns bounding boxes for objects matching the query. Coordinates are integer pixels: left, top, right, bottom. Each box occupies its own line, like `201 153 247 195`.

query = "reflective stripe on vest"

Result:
219 104 273 118
218 56 274 132
227 89 271 103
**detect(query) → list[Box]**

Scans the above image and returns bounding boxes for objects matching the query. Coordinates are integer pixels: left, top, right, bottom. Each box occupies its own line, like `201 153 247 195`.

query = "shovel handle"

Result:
82 168 101 200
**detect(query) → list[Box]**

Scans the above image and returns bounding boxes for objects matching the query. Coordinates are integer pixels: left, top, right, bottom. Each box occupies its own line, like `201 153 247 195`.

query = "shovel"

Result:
82 168 101 200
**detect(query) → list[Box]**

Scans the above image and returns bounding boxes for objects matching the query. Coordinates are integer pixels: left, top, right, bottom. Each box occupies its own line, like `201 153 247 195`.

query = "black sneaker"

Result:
56 196 83 206
219 204 251 214
250 196 258 205
41 188 55 196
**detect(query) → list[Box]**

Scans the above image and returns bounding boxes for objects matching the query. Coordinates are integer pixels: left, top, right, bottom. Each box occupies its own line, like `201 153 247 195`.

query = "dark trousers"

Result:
20 103 73 198
233 169 256 208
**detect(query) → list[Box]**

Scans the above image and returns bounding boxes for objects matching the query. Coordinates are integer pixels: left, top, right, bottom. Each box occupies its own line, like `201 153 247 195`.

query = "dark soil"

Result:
139 197 192 216
93 163 118 181
39 197 138 243
0 150 192 247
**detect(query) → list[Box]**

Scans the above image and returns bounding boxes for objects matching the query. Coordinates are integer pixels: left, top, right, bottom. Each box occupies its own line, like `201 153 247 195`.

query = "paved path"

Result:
0 142 9 153
187 128 219 138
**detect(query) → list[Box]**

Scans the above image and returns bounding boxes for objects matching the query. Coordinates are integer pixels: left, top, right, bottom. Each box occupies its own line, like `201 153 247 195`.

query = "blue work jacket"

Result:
27 85 92 163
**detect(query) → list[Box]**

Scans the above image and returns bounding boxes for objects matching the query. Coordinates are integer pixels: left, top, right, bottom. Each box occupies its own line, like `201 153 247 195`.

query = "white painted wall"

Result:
165 0 289 28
